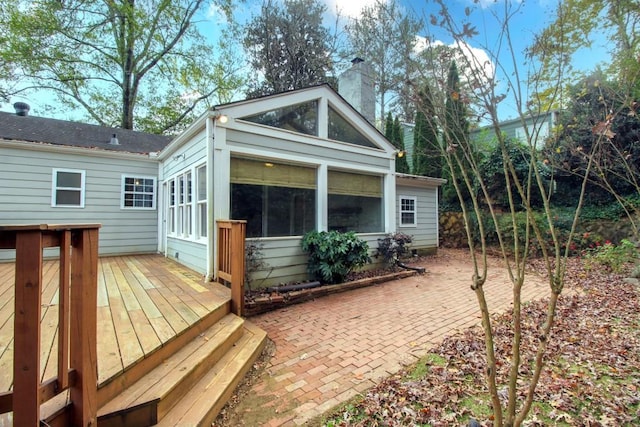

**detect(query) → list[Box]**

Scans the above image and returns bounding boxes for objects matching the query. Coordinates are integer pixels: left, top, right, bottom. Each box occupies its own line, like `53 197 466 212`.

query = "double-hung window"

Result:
196 165 207 238
121 175 156 209
399 196 417 227
52 169 85 208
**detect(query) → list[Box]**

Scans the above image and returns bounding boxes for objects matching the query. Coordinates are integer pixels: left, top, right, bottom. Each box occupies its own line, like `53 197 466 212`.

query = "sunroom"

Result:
158 84 427 287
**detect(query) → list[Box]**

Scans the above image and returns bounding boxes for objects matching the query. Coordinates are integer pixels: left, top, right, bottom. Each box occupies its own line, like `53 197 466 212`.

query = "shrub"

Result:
584 239 639 273
301 230 371 284
245 240 268 290
376 232 413 267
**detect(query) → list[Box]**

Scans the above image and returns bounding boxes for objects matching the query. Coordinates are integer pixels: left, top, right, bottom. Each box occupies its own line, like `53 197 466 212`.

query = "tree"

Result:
0 0 242 133
243 0 336 97
344 0 422 122
529 0 640 108
419 1 598 425
412 84 441 178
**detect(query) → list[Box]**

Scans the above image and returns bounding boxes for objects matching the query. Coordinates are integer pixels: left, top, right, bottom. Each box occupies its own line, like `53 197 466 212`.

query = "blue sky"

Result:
2 0 611 122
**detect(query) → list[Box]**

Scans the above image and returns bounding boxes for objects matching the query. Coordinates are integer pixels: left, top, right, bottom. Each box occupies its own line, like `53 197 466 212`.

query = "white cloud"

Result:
323 0 383 18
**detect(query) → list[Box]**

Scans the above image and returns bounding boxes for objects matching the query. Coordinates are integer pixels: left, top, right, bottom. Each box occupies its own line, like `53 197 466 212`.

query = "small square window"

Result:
52 169 85 208
122 175 156 209
399 196 417 227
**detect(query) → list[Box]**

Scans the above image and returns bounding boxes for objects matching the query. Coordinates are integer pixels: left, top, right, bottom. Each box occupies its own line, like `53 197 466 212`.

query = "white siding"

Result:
159 128 208 272
0 146 160 260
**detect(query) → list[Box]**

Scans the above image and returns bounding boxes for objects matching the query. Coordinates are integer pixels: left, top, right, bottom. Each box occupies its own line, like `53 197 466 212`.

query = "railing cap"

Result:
0 223 102 232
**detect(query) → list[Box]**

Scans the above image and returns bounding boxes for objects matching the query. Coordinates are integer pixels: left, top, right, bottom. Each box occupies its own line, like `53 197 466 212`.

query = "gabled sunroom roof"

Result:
213 84 395 153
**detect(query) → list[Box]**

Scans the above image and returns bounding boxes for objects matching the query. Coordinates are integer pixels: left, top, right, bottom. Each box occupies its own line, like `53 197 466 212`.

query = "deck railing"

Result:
216 220 246 316
0 224 100 426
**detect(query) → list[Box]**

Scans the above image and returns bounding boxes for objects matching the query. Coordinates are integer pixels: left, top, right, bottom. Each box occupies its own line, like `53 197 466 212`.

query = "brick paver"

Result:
230 250 551 426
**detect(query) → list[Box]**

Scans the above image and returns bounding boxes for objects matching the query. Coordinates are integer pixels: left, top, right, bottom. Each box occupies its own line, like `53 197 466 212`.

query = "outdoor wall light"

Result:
213 113 229 123
396 150 406 158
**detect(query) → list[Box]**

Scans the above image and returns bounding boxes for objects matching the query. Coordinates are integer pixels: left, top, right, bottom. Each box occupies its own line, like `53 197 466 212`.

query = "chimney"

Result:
13 102 30 116
338 58 375 125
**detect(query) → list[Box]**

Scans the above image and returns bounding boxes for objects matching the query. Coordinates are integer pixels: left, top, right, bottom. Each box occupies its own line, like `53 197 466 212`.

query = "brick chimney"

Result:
338 58 375 125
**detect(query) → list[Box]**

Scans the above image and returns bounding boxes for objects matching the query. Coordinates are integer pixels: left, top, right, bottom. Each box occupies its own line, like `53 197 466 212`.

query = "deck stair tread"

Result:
156 321 267 426
97 313 247 425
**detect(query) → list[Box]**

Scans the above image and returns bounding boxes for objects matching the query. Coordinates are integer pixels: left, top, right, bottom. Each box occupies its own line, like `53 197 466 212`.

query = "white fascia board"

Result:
157 112 209 160
0 139 159 162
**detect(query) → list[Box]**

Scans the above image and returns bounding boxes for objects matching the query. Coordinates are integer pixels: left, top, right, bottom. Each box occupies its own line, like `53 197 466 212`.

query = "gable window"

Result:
52 169 85 208
399 196 417 227
121 176 156 209
328 106 377 148
240 100 318 136
328 170 383 233
231 158 316 238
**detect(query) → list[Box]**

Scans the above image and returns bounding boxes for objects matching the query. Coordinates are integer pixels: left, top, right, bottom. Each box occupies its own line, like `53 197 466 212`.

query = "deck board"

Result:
0 254 231 394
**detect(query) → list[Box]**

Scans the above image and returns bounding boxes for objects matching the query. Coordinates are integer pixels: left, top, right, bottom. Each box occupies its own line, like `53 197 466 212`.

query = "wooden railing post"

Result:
70 227 99 426
230 221 246 316
13 230 43 427
0 224 100 426
216 220 246 317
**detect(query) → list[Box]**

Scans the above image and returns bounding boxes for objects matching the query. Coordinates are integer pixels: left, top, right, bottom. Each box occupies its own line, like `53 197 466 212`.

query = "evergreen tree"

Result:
413 84 441 177
386 112 409 173
442 61 471 205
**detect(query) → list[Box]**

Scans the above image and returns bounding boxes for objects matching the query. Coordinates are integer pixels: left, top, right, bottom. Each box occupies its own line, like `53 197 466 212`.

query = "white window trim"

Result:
196 164 207 240
399 195 417 227
52 168 86 208
166 165 207 242
120 175 157 210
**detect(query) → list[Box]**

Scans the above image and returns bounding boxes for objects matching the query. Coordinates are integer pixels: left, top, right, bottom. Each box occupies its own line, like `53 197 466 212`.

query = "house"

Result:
1 84 444 286
470 110 559 150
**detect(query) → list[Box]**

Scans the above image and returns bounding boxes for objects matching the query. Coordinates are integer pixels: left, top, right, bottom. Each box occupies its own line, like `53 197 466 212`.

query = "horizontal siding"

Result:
161 129 207 179
246 233 386 288
166 237 207 274
0 147 160 261
396 186 438 249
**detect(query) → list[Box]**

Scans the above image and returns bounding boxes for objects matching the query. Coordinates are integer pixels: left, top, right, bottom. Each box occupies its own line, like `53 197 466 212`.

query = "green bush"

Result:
301 230 371 284
584 239 638 273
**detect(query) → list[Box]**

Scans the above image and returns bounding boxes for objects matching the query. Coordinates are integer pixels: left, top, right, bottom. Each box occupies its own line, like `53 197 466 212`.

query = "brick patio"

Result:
227 250 551 426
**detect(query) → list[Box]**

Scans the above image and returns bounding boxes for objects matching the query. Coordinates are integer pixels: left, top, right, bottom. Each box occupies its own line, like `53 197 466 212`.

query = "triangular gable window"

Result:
328 106 377 148
241 100 318 136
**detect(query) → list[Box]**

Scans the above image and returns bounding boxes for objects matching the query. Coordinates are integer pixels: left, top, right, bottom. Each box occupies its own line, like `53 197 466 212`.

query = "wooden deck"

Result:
0 254 231 393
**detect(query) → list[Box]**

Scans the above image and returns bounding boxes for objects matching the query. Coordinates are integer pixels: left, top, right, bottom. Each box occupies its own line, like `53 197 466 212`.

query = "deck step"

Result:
156 321 267 427
97 314 247 427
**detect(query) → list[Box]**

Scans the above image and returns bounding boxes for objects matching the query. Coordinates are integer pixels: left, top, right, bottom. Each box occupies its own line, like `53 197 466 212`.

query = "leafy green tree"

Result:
0 0 242 133
344 0 422 122
243 0 336 97
413 84 441 178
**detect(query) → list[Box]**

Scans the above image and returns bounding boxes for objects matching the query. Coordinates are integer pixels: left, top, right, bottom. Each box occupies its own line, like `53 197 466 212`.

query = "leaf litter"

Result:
323 257 640 426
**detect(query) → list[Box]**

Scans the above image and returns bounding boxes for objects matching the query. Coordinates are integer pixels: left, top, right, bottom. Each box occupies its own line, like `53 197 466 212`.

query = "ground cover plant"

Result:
320 256 640 426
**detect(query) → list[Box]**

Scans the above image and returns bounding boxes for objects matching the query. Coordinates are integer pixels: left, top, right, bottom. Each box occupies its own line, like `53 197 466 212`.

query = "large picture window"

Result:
231 158 316 238
328 170 383 233
52 168 85 208
121 175 155 209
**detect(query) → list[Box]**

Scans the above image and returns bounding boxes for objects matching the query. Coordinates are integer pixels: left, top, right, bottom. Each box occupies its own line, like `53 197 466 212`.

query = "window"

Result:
230 158 316 238
328 170 383 233
196 165 207 238
167 169 202 240
328 106 377 148
52 169 85 208
121 176 156 209
399 196 417 227
240 100 318 136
